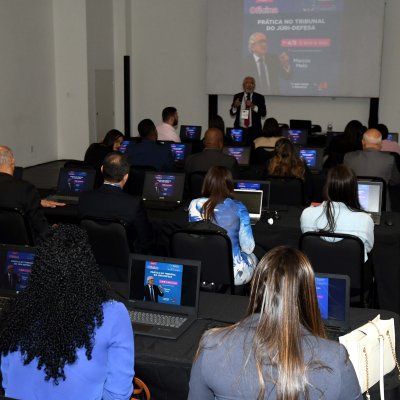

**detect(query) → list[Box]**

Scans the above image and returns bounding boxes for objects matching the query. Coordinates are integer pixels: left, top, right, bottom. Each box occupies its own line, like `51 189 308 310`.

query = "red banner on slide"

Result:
281 38 331 48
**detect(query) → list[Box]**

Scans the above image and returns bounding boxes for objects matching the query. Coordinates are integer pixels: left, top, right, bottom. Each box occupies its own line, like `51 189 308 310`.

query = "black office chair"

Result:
299 231 370 307
188 171 206 200
0 207 34 246
357 176 387 212
250 146 275 166
170 228 237 294
80 217 131 282
124 165 156 196
267 176 307 206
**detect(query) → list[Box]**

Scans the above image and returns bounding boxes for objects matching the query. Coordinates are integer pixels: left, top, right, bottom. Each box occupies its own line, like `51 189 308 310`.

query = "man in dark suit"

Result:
184 128 237 176
0 146 64 244
230 76 267 142
143 276 164 302
79 152 153 253
125 119 175 171
243 32 292 95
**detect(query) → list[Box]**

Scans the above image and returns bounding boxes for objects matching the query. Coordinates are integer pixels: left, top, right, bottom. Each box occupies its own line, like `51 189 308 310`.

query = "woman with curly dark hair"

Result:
0 224 134 400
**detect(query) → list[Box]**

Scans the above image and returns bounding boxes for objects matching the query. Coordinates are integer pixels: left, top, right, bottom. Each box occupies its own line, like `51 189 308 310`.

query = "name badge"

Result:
241 109 250 119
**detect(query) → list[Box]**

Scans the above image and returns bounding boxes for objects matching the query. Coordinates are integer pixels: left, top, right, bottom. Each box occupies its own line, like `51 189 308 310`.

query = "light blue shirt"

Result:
189 197 257 285
1 301 134 400
300 201 374 261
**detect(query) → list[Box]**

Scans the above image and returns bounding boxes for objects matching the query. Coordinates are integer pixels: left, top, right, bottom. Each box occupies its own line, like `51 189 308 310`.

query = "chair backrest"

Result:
124 165 157 196
188 171 207 200
0 207 34 246
299 231 365 302
80 217 131 282
357 175 387 212
170 228 235 294
267 176 306 206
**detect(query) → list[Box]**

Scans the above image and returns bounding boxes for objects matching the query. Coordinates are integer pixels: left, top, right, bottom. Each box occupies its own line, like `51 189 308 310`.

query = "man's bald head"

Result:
0 146 15 175
362 129 382 150
203 128 224 150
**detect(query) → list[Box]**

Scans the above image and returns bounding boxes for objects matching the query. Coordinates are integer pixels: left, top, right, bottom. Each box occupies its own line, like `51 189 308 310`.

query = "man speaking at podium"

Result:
144 276 164 303
229 76 267 143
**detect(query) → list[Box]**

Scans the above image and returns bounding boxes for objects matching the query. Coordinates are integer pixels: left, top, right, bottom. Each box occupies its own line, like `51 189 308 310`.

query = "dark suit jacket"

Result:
78 184 153 253
230 92 266 140
0 172 49 244
143 284 163 302
243 53 292 94
125 139 175 171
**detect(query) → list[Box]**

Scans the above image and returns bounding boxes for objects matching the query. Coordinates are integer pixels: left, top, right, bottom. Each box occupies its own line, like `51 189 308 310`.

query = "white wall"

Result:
53 0 90 160
0 0 57 166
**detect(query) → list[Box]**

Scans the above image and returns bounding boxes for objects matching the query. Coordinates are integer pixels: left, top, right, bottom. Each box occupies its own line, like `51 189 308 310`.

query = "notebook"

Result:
357 180 383 225
282 129 308 145
315 273 351 339
127 254 201 340
169 143 192 165
298 147 323 173
226 128 245 144
387 132 399 143
0 244 36 307
179 125 202 141
47 168 96 204
233 180 270 208
233 189 263 225
222 146 251 167
142 171 185 210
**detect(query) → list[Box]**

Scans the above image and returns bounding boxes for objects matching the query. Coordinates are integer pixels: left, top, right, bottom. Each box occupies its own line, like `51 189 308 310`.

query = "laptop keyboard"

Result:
129 310 187 328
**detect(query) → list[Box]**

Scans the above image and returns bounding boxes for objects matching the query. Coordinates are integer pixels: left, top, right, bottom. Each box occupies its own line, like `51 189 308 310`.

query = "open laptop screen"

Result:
283 129 308 145
57 168 95 194
180 125 202 141
222 146 251 166
142 172 185 202
119 140 131 154
0 244 35 293
233 180 270 207
387 133 399 143
233 189 263 215
129 254 200 314
298 147 323 170
357 181 382 213
315 274 349 328
226 128 244 143
170 143 191 163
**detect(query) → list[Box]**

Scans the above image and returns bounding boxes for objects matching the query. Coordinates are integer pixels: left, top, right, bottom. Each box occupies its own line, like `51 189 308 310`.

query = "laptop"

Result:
142 171 185 210
298 147 323 173
387 132 399 143
180 125 202 141
226 128 245 144
46 168 96 204
289 119 312 133
222 146 251 167
118 139 132 154
169 143 192 166
233 180 270 208
357 180 383 225
127 254 201 340
315 273 351 339
282 129 308 145
233 189 263 225
0 244 36 308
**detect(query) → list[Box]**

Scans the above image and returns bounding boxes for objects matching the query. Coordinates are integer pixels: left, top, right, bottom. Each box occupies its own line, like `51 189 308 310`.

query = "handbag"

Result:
339 315 400 399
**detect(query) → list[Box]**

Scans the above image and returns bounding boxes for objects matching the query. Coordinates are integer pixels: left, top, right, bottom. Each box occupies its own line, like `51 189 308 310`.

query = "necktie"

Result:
150 286 155 301
257 58 270 92
244 93 250 127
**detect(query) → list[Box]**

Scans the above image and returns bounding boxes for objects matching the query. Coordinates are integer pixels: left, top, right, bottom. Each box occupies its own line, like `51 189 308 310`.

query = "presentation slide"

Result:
207 0 384 97
315 276 328 320
5 250 34 291
236 181 261 190
152 175 176 199
170 144 186 162
144 261 183 305
299 149 316 167
61 171 90 193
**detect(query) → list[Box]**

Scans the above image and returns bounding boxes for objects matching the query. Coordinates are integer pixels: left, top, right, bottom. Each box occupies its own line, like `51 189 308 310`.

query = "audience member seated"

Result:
378 123 400 155
344 128 400 210
0 224 134 400
188 166 257 286
267 138 312 198
301 164 374 261
79 152 153 253
188 246 362 399
208 114 225 135
253 117 282 149
84 129 124 170
324 120 363 168
156 106 180 143
125 119 175 171
0 146 64 244
184 128 237 176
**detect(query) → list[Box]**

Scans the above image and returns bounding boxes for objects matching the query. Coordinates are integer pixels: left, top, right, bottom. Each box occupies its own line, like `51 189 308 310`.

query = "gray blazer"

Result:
188 315 362 400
